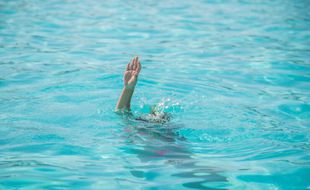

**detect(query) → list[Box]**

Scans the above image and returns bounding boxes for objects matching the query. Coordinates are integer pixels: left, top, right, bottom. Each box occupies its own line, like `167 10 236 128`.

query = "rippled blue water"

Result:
1 0 310 189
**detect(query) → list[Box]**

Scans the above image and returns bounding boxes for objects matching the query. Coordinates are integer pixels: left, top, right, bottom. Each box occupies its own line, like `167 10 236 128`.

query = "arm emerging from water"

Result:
115 56 141 112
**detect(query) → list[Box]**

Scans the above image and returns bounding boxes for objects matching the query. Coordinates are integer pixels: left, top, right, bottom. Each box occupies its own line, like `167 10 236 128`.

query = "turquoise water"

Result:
0 0 309 189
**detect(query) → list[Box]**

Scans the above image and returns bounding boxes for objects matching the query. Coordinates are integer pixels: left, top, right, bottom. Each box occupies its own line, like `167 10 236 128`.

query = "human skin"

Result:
115 56 141 112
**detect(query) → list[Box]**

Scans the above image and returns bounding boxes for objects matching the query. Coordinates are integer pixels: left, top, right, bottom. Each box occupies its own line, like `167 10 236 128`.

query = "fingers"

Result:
132 56 141 74
136 58 141 74
129 58 134 70
132 56 138 70
126 62 130 71
127 56 140 72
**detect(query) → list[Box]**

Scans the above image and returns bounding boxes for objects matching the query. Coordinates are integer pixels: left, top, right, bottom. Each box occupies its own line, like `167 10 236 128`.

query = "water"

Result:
0 0 309 189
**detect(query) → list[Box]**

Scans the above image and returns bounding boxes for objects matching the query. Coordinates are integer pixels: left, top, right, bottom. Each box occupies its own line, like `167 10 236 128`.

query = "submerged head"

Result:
149 105 171 123
136 105 171 124
151 112 171 123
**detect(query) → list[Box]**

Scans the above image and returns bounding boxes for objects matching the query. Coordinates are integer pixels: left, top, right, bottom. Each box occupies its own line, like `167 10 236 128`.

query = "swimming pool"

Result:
0 0 309 189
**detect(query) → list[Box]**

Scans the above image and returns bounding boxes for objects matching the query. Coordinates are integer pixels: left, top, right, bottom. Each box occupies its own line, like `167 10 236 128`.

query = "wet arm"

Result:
115 56 141 112
115 87 135 111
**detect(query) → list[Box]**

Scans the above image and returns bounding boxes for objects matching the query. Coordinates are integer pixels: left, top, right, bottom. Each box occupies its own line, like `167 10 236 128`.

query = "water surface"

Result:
0 0 309 189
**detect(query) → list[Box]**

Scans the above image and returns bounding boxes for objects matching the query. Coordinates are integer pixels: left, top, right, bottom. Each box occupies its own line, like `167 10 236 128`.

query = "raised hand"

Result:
124 56 141 89
116 56 142 111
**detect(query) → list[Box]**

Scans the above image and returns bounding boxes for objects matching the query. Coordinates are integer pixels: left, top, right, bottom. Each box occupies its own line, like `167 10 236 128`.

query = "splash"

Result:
139 97 183 115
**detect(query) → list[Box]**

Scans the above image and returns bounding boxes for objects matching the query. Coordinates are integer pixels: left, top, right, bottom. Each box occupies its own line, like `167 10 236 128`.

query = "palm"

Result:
124 70 136 87
123 56 141 88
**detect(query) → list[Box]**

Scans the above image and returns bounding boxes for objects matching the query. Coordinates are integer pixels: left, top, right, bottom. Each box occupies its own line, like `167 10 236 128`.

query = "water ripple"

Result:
0 0 309 189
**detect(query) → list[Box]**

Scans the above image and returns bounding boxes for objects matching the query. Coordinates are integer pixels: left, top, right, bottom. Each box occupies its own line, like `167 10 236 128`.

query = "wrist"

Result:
124 85 135 90
123 87 134 94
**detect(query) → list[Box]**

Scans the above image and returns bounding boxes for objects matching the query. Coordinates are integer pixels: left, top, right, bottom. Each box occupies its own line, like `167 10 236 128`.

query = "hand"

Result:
124 56 141 89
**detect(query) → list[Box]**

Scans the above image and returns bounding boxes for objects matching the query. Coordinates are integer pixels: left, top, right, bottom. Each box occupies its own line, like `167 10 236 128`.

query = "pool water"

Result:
0 0 309 189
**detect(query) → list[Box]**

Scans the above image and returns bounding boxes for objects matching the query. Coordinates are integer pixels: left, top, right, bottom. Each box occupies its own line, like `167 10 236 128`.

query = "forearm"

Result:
115 56 141 112
115 87 135 111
